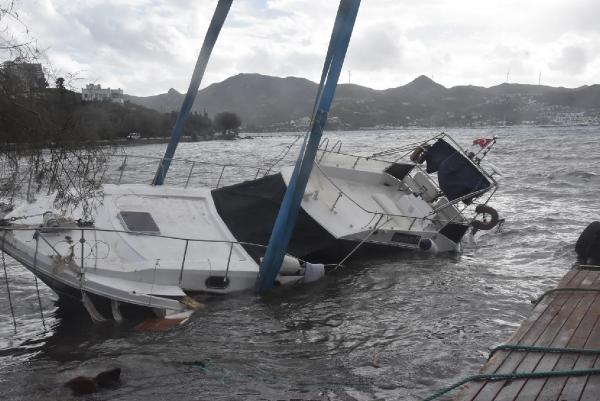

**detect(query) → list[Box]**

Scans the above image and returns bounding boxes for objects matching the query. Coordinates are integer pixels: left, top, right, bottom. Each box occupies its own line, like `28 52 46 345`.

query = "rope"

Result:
532 288 600 305
575 263 600 271
0 212 44 224
489 344 600 359
1 232 17 331
420 368 600 401
334 214 388 270
262 135 303 177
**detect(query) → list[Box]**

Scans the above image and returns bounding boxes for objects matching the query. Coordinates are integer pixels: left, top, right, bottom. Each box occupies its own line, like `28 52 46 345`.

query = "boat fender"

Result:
264 255 304 276
418 238 438 253
575 221 600 263
409 145 429 164
303 262 325 283
470 205 499 231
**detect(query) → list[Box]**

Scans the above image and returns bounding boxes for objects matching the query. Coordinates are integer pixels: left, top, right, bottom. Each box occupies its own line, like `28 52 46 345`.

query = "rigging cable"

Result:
333 213 388 270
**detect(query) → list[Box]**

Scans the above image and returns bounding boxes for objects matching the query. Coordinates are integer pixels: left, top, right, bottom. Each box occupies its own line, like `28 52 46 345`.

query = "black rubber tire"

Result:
575 221 600 262
471 204 500 231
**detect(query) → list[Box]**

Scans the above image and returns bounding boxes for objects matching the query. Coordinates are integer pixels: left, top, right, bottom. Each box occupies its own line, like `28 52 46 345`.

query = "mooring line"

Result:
334 213 388 270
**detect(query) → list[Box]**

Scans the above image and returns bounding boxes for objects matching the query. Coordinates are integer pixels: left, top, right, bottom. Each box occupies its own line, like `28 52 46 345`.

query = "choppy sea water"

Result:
1 127 599 401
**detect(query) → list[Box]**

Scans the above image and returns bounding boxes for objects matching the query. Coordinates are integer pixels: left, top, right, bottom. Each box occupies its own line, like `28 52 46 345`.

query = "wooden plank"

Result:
474 288 589 400
501 272 600 400
544 295 600 400
527 272 600 401
455 270 590 401
510 293 599 400
576 274 600 401
557 306 600 400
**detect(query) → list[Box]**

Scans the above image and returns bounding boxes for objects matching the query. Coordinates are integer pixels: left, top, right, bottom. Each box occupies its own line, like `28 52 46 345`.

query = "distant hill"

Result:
125 73 600 129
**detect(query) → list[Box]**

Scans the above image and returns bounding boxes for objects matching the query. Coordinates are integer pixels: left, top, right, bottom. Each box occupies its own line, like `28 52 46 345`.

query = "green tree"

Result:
213 111 241 139
55 77 65 90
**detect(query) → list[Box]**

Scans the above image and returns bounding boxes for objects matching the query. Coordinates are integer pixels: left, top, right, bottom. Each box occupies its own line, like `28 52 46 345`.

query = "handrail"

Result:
106 152 269 170
105 153 284 190
0 225 272 250
331 140 343 153
0 225 307 284
311 162 469 226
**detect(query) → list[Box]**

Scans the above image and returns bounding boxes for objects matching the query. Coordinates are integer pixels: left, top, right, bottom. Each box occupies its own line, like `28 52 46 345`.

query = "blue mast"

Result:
153 0 233 186
256 0 361 293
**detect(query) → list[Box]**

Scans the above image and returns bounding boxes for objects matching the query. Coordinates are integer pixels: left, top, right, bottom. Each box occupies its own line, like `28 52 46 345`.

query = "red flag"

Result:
473 138 493 148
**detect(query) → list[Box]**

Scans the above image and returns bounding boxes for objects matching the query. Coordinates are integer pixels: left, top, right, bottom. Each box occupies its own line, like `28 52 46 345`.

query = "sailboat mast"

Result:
256 0 361 293
153 0 233 186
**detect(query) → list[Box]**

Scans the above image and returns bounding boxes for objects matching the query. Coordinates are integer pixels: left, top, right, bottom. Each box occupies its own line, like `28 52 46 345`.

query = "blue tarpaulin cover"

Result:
424 139 490 203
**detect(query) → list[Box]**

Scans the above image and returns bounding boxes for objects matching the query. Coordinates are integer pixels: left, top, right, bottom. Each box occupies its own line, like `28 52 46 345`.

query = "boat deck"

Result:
455 268 600 401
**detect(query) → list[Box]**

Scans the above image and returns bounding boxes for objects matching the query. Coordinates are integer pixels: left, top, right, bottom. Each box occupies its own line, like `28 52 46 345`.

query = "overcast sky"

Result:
10 0 600 96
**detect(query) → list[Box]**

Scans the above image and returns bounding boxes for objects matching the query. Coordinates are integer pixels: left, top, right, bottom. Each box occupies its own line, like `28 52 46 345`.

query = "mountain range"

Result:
124 74 600 130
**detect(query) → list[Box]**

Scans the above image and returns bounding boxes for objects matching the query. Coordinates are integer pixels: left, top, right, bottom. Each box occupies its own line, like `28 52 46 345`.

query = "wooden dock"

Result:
455 268 600 401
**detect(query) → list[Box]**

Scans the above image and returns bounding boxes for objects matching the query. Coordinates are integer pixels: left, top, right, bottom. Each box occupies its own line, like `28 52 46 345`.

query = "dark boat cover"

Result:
424 139 491 203
211 174 340 262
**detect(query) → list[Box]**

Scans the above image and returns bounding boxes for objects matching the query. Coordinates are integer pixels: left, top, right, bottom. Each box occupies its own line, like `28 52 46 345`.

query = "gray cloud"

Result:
550 45 588 75
8 0 600 95
347 25 404 71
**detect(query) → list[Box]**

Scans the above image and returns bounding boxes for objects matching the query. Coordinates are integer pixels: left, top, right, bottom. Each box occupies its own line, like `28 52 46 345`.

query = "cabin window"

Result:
384 163 414 181
118 211 160 234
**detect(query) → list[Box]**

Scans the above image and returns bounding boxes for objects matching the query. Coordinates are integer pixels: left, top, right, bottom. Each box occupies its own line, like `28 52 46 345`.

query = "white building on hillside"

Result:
81 84 124 104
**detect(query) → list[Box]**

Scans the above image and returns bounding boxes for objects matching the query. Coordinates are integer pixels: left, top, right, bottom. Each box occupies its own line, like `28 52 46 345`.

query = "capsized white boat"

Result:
0 132 500 318
0 0 501 319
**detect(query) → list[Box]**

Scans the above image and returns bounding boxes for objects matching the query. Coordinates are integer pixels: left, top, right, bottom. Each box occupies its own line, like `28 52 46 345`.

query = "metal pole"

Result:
331 192 343 211
216 165 226 188
32 231 46 331
179 240 189 287
1 233 17 331
153 0 234 185
224 242 233 283
185 162 196 188
79 229 85 288
118 155 127 185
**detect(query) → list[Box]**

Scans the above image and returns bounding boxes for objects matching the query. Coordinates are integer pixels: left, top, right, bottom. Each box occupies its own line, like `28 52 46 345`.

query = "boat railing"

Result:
109 138 346 189
314 147 470 221
107 153 276 189
1 225 278 289
317 138 343 162
311 162 471 230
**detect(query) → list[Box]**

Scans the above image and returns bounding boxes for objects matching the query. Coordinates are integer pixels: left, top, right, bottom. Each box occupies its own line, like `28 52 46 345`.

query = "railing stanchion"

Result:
224 241 233 283
216 165 226 188
185 162 196 188
118 155 127 185
179 240 189 287
331 192 343 211
79 229 86 286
